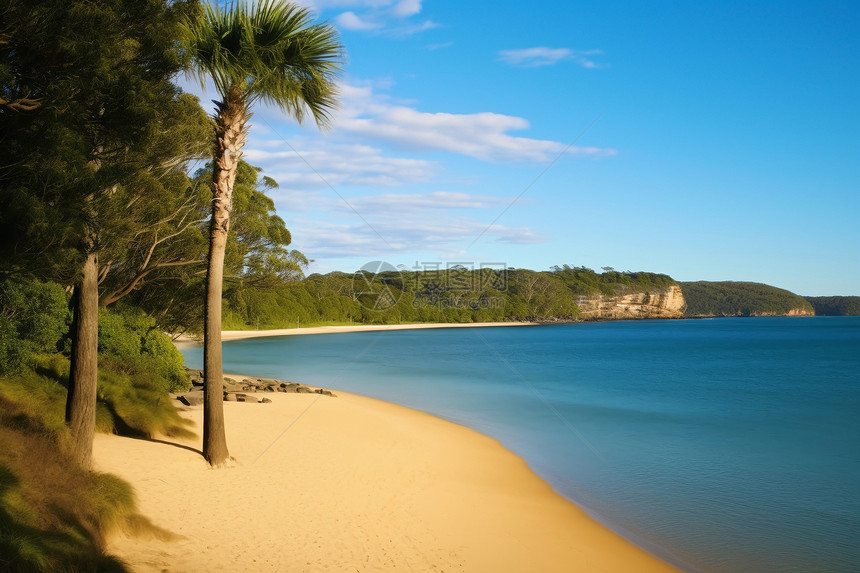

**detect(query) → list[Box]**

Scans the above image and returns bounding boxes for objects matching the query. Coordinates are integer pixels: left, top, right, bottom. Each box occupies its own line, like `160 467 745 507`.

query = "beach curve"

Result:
95 385 675 572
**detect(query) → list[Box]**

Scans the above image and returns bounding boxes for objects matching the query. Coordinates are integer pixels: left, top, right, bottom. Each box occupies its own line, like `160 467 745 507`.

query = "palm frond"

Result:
182 0 343 128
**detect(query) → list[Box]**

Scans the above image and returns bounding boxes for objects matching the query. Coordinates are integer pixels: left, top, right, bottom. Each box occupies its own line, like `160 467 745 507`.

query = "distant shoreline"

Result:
174 321 539 346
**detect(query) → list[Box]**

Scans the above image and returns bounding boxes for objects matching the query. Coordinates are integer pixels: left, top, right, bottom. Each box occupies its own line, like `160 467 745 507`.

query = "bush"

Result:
0 279 70 374
96 360 194 439
98 306 189 393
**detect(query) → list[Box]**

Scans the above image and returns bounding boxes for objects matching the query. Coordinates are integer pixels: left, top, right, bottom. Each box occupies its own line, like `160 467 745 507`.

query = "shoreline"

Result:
95 383 676 572
173 321 538 346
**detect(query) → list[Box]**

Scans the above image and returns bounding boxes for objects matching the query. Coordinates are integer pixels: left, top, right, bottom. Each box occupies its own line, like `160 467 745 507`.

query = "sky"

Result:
184 1 859 296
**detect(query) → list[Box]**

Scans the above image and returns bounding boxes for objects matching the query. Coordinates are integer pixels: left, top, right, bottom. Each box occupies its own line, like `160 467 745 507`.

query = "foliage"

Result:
803 296 860 316
95 305 194 438
127 160 308 335
95 362 195 439
0 0 207 284
0 393 132 572
182 0 342 126
1 0 209 467
98 306 190 394
549 264 677 295
0 279 70 374
0 278 193 438
219 266 681 328
197 161 308 285
680 281 814 317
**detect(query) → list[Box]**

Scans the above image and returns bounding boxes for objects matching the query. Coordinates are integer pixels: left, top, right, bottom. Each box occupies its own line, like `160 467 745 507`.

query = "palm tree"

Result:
184 0 342 466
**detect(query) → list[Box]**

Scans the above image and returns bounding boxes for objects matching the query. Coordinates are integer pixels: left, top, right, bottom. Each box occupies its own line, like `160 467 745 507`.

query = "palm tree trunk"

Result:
66 250 99 468
202 91 249 467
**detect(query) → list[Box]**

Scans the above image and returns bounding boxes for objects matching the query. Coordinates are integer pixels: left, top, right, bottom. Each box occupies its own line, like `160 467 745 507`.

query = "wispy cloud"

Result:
333 83 616 163
244 139 437 189
499 47 606 68
291 215 544 257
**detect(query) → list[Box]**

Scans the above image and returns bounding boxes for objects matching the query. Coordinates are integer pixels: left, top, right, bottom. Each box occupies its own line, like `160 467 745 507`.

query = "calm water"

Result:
182 317 860 572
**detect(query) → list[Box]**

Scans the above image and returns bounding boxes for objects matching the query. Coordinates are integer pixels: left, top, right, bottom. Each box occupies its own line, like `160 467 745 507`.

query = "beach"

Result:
173 322 539 346
94 380 675 572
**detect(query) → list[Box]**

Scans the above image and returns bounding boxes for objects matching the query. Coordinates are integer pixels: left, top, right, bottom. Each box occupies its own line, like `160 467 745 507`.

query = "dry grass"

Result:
0 392 138 572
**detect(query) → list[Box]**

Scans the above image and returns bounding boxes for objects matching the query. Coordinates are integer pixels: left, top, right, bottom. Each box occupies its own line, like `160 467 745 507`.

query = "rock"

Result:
223 380 244 392
187 369 204 387
176 393 204 406
577 285 686 320
224 392 237 401
260 397 272 403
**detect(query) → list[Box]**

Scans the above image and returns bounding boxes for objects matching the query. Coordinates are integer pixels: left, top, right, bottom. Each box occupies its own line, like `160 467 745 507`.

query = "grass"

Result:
0 393 131 572
0 356 193 571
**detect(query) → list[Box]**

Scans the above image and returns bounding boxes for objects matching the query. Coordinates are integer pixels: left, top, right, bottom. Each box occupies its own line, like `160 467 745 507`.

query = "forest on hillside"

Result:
804 296 860 316
681 281 814 317
221 265 679 328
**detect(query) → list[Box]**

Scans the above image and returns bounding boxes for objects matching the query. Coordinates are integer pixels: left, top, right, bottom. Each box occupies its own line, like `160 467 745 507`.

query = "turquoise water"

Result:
181 317 860 572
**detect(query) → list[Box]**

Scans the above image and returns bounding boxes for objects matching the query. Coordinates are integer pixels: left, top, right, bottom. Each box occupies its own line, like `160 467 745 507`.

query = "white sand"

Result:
95 389 675 572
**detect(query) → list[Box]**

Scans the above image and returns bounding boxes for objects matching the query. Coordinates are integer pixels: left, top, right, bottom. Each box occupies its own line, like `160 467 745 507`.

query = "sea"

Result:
180 317 860 572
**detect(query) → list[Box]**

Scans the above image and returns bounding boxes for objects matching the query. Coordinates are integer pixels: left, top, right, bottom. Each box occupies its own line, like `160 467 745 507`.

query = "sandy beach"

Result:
174 321 538 345
94 387 675 572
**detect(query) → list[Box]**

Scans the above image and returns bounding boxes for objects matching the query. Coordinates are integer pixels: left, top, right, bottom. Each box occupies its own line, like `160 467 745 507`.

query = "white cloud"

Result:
244 140 438 189
335 11 381 30
499 47 606 69
332 83 617 163
392 0 421 17
349 191 511 211
292 215 543 258
306 0 436 35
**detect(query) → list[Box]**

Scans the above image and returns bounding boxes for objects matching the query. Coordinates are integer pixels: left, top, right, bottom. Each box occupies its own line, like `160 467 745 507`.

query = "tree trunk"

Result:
203 89 249 467
66 250 99 469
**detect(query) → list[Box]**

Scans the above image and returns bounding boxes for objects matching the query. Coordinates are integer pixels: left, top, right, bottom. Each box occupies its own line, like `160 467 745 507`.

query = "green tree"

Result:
183 0 342 466
1 0 203 468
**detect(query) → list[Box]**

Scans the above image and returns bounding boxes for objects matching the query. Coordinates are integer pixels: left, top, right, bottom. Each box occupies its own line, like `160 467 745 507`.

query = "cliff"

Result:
576 285 686 320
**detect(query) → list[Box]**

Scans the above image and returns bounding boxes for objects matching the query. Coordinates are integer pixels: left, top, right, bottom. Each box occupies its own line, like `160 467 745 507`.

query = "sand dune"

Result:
95 389 675 572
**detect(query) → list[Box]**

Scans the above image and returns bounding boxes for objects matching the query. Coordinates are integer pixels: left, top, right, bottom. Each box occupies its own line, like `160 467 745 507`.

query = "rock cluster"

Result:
176 369 336 406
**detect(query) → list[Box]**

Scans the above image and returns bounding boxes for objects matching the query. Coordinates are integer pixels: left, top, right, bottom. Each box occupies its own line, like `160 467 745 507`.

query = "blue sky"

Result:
187 1 859 296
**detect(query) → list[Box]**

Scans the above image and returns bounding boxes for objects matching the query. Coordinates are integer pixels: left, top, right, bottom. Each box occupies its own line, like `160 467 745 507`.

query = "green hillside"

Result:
680 281 814 317
804 296 860 316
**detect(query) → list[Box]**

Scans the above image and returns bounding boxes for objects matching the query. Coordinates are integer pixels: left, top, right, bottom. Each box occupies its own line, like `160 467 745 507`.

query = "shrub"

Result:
0 279 70 374
98 305 189 393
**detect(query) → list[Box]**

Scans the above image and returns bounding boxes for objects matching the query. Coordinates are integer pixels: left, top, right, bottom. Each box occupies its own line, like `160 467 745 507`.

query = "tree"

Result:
126 160 307 337
183 0 342 466
1 0 204 468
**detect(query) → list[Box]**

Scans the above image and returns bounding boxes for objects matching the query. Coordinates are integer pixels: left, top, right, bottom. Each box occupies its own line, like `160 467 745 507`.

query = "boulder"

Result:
176 393 204 406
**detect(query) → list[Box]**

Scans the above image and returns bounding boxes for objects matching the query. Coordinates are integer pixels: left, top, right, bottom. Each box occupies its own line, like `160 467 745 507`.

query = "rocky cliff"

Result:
576 285 686 320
